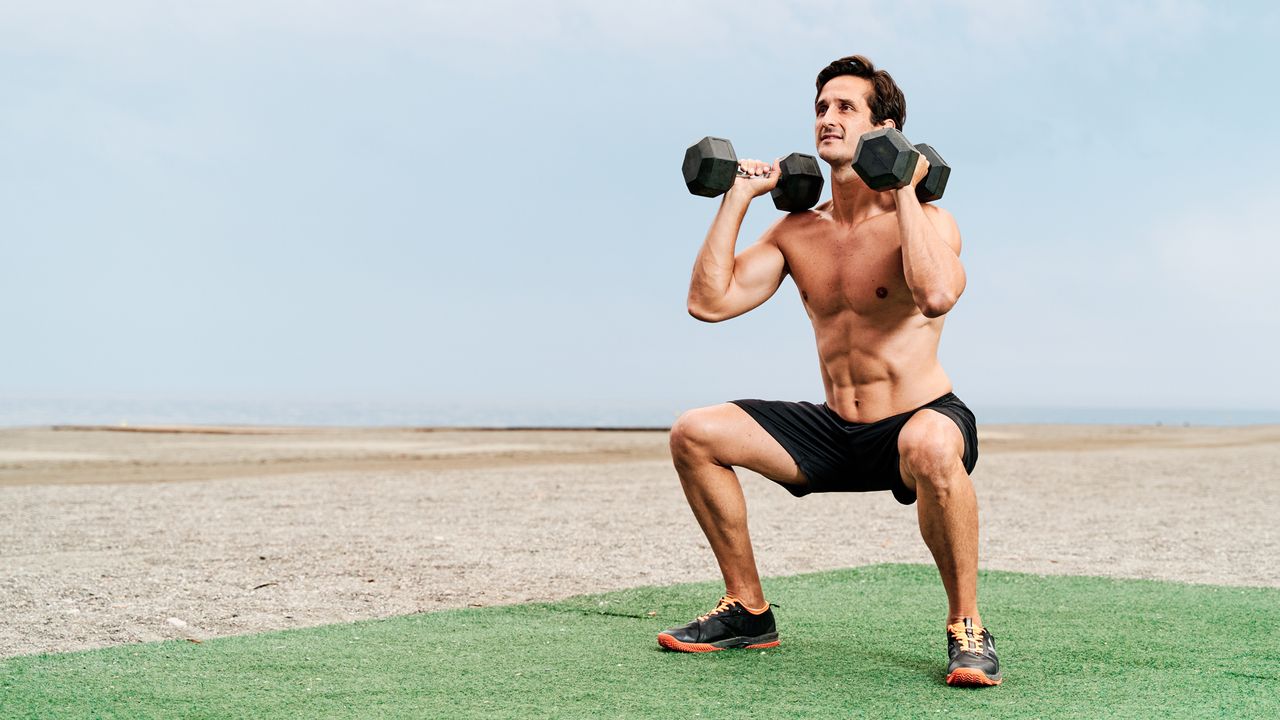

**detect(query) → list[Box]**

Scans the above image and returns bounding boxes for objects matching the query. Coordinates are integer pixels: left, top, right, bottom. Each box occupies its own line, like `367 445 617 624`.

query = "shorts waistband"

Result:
821 392 960 427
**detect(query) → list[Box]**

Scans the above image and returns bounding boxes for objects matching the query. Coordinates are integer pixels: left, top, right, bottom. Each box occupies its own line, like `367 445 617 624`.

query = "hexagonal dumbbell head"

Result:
852 128 919 191
772 153 824 212
682 136 739 198
913 143 950 203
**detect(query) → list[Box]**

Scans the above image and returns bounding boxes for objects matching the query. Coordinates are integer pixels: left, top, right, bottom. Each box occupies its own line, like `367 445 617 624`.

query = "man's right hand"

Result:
728 158 783 201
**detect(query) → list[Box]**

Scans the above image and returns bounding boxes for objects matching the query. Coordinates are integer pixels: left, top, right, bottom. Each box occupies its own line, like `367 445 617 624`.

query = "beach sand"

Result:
1 423 1277 658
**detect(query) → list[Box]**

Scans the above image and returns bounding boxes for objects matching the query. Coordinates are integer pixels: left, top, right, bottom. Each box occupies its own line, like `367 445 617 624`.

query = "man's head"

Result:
813 55 906 163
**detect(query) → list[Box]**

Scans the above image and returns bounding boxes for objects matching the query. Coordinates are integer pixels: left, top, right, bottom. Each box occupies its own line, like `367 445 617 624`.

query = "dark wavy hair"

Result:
815 55 906 130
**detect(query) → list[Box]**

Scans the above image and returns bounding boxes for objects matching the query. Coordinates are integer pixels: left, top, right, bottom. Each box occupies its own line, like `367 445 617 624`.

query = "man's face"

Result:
814 75 889 164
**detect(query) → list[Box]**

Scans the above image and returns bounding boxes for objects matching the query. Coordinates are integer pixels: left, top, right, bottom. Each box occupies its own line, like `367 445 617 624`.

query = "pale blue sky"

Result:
2 1 1278 425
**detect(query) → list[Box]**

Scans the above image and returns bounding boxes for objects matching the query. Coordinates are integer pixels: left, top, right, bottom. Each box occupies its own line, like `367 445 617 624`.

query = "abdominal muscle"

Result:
812 309 953 423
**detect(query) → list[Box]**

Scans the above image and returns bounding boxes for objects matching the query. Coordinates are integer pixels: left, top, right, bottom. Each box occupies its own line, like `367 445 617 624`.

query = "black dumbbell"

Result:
850 128 950 203
682 136 824 212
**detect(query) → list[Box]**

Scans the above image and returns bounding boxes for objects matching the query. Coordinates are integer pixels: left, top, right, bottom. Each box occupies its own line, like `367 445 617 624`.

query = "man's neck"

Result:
827 165 895 226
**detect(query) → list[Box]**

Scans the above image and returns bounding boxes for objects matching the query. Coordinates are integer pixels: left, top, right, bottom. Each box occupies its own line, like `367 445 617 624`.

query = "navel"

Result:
875 286 888 299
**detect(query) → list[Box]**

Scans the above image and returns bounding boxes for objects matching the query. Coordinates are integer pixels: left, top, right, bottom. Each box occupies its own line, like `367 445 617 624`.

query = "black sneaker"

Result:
657 595 779 653
945 617 1002 686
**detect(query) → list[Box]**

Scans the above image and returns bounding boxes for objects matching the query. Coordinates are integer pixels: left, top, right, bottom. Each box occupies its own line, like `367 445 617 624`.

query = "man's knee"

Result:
899 411 964 492
670 406 728 463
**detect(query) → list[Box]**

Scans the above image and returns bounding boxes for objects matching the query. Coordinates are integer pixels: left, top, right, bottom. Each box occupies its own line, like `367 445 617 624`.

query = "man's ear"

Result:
880 119 897 130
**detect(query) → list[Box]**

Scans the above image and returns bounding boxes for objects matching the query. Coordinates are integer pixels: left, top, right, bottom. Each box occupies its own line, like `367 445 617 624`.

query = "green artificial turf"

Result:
2 564 1278 719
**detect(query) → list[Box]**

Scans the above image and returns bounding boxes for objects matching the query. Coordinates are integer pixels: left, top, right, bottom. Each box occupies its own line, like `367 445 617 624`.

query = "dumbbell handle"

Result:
683 137 823 211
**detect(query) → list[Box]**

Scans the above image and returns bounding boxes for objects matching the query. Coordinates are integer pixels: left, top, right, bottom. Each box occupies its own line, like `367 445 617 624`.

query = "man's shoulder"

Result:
758 207 826 252
771 204 829 232
922 202 957 223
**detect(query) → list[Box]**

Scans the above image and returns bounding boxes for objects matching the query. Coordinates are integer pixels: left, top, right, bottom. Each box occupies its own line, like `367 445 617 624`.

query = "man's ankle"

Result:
726 592 768 613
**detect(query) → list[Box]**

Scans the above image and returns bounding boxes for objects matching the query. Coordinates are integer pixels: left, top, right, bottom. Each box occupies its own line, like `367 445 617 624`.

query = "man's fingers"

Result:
738 158 775 178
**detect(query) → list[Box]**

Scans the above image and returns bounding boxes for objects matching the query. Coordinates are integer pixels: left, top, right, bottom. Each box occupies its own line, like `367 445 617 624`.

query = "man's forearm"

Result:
688 191 752 311
894 189 963 317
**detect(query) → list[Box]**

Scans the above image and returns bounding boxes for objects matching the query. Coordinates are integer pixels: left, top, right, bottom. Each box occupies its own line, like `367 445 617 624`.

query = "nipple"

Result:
876 287 888 299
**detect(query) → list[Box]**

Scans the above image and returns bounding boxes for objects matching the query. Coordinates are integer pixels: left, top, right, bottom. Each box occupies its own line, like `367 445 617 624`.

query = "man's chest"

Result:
781 225 914 318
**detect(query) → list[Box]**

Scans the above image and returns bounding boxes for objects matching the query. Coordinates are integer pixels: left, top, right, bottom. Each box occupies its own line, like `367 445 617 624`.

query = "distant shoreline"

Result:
42 424 675 434
2 420 1276 433
4 399 1280 430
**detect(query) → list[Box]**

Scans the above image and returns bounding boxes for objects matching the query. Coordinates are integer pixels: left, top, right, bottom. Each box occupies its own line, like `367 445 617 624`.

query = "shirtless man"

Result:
657 55 1001 687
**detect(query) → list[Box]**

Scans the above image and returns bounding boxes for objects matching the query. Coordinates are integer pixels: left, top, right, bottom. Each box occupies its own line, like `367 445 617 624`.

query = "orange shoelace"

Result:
947 621 986 654
697 595 739 622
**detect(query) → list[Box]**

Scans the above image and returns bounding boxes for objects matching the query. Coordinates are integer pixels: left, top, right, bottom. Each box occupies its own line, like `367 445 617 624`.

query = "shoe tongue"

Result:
948 618 982 639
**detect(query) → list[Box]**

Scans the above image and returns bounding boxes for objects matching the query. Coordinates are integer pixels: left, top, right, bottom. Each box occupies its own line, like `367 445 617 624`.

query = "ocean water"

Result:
1 398 1278 429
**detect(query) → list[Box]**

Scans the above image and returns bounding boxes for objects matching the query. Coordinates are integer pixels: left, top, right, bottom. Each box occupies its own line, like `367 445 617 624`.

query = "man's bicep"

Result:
713 238 787 319
733 238 787 291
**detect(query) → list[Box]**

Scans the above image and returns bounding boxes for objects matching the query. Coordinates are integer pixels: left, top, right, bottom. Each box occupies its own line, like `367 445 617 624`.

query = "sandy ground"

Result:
1 423 1278 659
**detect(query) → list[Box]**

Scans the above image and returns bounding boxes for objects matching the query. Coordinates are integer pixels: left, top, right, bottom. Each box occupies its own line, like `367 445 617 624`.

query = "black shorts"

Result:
729 392 979 505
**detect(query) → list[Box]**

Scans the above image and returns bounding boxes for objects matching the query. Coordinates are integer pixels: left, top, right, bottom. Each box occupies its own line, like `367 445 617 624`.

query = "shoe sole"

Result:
945 667 1002 687
656 632 780 653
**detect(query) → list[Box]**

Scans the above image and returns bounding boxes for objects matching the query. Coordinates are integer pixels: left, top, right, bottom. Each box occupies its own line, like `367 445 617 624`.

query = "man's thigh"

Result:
672 403 809 490
896 408 967 492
